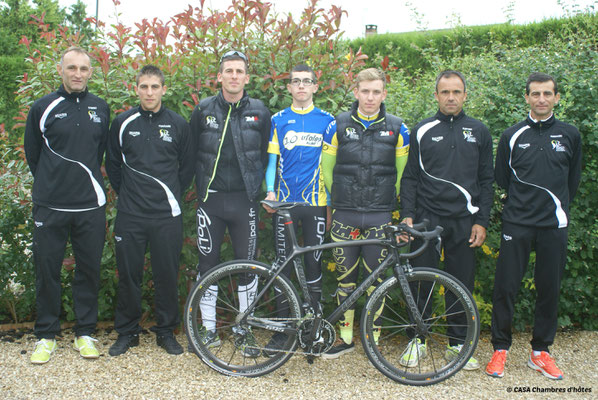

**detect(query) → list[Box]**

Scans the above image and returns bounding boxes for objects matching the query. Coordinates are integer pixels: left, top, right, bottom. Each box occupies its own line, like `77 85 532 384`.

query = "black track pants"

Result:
490 221 568 352
409 209 477 346
113 212 183 336
32 205 106 339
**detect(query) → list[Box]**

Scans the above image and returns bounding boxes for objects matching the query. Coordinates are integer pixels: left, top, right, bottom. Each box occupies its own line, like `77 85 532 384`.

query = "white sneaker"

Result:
399 338 427 367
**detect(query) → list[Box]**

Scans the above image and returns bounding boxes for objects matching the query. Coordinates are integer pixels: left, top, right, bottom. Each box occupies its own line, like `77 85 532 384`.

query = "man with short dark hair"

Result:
25 46 110 364
486 72 582 380
321 67 410 358
106 65 194 356
399 70 494 371
190 50 271 357
262 63 334 356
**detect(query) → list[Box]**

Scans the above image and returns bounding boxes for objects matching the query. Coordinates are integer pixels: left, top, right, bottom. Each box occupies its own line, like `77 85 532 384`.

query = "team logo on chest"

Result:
159 129 173 142
206 116 219 129
462 128 476 143
54 113 67 119
431 136 444 142
379 130 394 137
282 131 322 150
88 110 101 123
344 127 359 140
245 115 259 122
551 140 566 152
518 143 530 149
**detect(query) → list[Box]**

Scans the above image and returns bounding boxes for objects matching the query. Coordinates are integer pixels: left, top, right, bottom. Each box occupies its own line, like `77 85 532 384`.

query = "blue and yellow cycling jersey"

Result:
268 104 334 206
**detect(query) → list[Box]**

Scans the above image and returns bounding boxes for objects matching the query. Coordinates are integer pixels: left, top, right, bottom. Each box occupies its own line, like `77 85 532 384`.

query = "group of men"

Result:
24 46 581 382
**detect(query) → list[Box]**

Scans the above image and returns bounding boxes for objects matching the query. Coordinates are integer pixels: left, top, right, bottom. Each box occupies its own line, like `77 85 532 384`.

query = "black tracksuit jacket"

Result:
106 105 195 218
400 110 494 227
24 85 110 210
495 114 582 228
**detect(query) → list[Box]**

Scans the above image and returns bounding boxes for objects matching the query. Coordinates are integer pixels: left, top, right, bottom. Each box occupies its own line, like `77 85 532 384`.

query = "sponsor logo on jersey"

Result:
129 131 141 137
88 106 97 110
431 136 444 142
54 113 67 119
379 130 394 137
550 134 562 138
245 115 259 122
206 115 219 129
159 129 173 142
344 127 359 140
503 234 512 241
518 143 530 149
115 236 122 242
462 128 476 142
88 110 101 123
282 131 323 150
158 124 171 128
288 119 296 124
34 221 43 227
551 140 566 152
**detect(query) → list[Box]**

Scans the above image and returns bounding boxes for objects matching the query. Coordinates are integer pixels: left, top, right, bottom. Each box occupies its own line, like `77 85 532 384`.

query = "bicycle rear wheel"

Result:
185 260 302 377
360 267 480 385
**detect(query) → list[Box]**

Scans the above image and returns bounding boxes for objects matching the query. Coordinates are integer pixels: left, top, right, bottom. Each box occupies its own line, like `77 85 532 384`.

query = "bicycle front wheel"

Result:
185 260 302 377
360 267 480 386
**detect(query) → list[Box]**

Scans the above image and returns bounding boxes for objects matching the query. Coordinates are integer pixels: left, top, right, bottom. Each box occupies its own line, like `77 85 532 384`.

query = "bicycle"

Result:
185 200 480 386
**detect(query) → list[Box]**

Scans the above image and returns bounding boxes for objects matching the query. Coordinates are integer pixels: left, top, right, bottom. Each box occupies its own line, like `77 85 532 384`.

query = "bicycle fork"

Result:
393 263 429 336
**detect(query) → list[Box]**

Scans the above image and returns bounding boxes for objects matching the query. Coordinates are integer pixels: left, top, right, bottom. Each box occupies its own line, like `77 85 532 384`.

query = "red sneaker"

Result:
485 349 507 378
528 351 563 380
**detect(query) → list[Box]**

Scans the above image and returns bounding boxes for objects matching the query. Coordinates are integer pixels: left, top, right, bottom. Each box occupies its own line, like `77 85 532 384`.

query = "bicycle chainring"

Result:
297 319 336 355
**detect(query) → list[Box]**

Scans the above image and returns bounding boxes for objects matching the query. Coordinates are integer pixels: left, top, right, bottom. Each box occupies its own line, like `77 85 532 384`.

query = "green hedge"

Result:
1 1 597 332
350 13 598 76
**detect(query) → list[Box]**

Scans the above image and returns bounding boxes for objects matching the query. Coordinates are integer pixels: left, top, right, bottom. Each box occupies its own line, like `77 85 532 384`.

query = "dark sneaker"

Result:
109 334 139 356
263 332 288 358
234 329 260 358
321 339 355 359
198 326 221 348
157 335 183 355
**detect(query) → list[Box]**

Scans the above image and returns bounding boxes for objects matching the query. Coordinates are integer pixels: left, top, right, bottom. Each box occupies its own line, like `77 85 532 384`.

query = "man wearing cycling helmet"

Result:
321 68 410 358
190 50 271 357
486 72 582 380
399 70 494 371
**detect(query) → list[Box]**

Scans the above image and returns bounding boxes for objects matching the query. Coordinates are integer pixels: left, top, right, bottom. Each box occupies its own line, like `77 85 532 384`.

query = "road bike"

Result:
185 200 480 385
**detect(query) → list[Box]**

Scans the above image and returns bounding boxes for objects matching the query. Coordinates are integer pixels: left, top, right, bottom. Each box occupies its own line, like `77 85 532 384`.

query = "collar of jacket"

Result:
138 104 165 118
526 113 556 129
350 100 387 123
435 109 465 122
57 84 89 101
216 89 249 110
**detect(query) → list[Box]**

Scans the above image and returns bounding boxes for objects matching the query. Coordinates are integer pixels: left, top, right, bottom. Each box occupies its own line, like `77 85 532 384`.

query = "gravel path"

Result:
1 328 596 399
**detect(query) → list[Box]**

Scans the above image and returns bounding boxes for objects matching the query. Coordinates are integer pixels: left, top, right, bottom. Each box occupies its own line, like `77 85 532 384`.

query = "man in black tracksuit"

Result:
190 50 270 356
106 65 194 356
24 47 110 363
486 73 582 380
400 70 494 370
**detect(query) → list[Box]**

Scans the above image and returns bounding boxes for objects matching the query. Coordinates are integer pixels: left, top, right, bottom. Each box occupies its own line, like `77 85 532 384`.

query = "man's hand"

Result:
398 217 413 242
469 224 486 247
263 191 276 214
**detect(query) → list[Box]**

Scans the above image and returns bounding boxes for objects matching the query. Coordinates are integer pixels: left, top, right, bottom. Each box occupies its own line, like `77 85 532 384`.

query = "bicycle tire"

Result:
360 267 480 386
185 260 302 377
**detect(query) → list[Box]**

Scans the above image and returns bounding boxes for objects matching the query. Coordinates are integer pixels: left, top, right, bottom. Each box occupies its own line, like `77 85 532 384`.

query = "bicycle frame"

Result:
238 208 433 338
